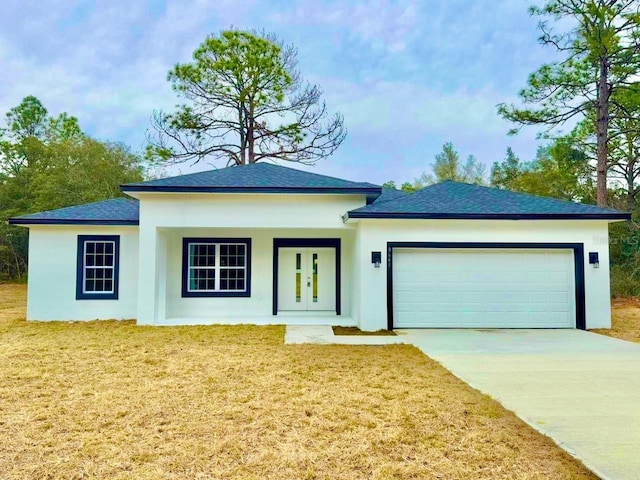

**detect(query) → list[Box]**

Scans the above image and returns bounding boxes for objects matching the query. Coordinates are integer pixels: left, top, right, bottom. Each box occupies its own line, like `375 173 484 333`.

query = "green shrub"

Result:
610 264 640 298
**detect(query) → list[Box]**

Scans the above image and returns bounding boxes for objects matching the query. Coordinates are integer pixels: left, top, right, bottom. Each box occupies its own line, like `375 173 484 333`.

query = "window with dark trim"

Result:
76 235 120 300
182 238 251 297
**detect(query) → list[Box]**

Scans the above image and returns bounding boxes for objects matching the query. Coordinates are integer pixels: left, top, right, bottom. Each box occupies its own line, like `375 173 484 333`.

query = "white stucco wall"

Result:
25 226 139 321
354 219 613 331
135 193 365 325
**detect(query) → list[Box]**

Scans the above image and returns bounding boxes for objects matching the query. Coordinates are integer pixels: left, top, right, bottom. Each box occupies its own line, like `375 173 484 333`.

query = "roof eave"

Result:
346 212 631 221
8 219 139 226
120 185 381 195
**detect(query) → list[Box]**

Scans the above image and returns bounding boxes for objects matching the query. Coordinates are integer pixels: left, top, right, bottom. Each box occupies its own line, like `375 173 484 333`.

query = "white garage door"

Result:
393 248 575 328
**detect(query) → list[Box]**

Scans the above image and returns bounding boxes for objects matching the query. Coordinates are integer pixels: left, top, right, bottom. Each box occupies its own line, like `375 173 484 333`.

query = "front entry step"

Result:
284 325 405 345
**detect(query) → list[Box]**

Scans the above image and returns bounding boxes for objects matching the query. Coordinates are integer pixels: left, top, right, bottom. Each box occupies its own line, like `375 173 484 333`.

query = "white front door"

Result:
278 248 336 311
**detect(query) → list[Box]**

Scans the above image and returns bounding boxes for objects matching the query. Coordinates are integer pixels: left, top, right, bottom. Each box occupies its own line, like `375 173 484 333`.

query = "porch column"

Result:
136 227 167 325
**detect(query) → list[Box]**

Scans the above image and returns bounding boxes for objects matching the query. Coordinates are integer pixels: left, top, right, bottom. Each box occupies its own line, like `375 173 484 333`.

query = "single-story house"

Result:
9 163 630 330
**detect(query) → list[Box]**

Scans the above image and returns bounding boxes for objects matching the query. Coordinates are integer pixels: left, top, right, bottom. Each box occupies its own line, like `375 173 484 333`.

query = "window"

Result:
182 238 251 297
76 235 120 300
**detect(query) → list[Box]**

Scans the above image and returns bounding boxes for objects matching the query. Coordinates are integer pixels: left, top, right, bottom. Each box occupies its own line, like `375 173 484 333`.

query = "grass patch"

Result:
591 297 640 343
332 326 396 336
0 284 596 479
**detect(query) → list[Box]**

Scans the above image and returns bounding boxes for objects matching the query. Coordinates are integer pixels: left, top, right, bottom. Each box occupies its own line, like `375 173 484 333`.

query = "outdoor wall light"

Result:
371 251 382 268
589 252 599 268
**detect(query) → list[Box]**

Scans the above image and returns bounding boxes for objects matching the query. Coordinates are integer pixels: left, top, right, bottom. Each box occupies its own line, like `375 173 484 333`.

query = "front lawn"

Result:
0 284 594 479
591 297 640 343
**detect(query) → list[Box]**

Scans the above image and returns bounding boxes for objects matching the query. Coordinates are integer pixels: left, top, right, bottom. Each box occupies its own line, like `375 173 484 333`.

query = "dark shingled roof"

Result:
347 181 630 220
9 177 629 226
8 198 139 225
371 187 410 205
121 162 380 194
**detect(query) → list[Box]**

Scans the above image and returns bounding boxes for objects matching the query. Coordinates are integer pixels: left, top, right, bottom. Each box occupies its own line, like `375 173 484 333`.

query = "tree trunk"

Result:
626 140 636 211
596 57 610 207
247 102 256 164
248 121 255 164
238 107 246 165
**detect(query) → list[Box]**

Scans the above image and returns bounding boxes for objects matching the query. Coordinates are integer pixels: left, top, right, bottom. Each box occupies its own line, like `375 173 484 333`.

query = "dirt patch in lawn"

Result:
332 326 396 336
0 284 596 479
591 297 640 343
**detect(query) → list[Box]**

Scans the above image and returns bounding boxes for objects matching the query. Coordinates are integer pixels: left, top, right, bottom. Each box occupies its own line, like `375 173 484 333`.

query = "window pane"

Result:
219 268 245 291
104 242 114 254
85 279 95 292
189 267 215 291
312 253 318 302
189 243 216 268
86 242 95 254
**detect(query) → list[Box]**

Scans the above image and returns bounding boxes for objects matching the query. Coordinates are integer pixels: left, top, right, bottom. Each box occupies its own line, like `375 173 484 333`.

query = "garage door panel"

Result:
462 291 486 303
393 248 575 328
550 291 571 304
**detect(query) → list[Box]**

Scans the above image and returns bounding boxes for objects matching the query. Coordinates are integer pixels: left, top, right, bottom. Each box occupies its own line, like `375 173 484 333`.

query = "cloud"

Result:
0 0 558 184
270 0 418 53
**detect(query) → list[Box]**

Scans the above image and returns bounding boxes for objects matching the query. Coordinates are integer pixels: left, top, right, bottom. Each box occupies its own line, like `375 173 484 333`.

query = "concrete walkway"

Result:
397 329 640 480
285 325 405 345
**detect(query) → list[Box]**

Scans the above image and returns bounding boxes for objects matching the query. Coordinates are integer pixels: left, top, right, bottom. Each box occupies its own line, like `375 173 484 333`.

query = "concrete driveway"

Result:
397 329 640 480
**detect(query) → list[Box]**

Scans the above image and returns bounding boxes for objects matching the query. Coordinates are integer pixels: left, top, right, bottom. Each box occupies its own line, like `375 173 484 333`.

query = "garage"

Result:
391 244 582 329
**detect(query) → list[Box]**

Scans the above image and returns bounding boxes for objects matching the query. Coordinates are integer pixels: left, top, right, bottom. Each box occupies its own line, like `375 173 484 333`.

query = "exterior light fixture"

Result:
589 252 599 268
371 251 382 268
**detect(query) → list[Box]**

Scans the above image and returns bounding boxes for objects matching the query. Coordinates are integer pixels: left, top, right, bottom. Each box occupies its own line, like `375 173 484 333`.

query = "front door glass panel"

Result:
295 253 302 302
312 253 318 302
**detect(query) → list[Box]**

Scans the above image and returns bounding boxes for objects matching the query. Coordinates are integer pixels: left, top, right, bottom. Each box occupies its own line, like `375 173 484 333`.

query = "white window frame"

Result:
83 240 116 294
187 241 248 293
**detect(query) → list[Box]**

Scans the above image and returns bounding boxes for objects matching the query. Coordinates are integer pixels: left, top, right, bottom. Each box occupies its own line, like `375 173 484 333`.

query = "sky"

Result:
0 0 561 185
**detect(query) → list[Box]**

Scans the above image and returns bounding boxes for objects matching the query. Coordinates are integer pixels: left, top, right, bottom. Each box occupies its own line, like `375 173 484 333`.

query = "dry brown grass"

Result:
0 284 595 480
332 326 396 336
591 297 640 343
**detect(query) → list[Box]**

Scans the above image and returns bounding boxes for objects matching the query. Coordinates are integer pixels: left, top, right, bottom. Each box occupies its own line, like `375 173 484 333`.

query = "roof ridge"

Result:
122 162 380 189
257 163 379 188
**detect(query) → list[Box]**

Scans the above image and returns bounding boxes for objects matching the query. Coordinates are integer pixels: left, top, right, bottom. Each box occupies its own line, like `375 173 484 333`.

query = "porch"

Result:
137 227 358 326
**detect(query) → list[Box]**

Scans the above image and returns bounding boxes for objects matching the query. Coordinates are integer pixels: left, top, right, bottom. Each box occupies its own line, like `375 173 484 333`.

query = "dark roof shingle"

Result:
9 198 139 225
348 181 629 220
122 162 380 193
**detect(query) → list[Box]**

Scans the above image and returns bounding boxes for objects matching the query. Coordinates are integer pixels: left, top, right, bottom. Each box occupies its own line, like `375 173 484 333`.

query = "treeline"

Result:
0 96 148 280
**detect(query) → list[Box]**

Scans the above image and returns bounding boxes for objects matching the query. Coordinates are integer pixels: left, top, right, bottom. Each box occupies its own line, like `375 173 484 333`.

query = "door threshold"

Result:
277 311 338 317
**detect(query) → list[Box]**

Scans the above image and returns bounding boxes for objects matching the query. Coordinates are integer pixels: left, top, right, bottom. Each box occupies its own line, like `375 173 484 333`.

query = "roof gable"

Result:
348 181 629 220
8 198 139 225
121 163 380 194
